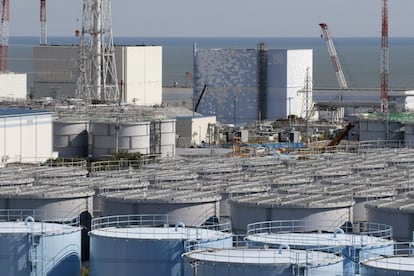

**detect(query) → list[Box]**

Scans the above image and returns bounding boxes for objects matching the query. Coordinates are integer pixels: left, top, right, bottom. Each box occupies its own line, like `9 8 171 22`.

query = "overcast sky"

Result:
8 0 414 37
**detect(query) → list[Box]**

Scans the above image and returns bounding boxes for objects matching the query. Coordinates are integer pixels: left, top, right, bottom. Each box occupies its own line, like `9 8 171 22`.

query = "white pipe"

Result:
278 244 290 254
333 227 345 238
24 216 35 226
175 221 185 232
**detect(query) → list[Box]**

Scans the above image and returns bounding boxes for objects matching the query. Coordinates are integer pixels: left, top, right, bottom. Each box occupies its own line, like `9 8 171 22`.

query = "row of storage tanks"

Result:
53 118 176 159
3 146 414 274
3 211 414 276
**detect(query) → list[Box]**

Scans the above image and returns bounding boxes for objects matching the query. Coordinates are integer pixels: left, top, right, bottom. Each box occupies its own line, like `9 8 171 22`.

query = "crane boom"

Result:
319 23 348 89
0 0 9 72
194 84 208 112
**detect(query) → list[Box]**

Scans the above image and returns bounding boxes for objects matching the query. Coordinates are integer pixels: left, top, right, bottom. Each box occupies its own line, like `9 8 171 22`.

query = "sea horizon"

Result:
6 36 414 90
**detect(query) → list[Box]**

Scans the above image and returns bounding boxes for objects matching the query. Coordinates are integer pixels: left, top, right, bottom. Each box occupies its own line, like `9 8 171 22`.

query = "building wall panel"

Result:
0 73 27 100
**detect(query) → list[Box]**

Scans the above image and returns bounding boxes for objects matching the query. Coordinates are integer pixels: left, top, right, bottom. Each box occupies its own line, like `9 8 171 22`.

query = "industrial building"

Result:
176 115 217 147
0 73 27 100
32 45 162 105
0 108 55 164
193 46 312 124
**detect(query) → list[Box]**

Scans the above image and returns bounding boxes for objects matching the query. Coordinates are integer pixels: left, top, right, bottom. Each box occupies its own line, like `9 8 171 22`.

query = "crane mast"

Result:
380 0 389 113
319 23 348 89
0 0 9 72
40 0 47 45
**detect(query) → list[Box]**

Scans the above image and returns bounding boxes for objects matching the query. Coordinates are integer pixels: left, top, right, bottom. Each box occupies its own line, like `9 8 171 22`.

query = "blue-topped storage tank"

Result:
183 238 344 276
89 214 232 276
360 242 414 275
0 209 81 276
246 219 394 276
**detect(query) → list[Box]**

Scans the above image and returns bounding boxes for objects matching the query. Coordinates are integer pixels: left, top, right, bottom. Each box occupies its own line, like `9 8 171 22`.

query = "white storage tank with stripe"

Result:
53 120 89 158
90 121 151 160
182 238 344 276
0 209 81 276
151 119 176 158
89 214 232 276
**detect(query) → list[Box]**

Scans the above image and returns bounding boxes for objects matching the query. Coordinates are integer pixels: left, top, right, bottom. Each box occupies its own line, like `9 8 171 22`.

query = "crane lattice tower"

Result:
380 0 389 113
76 0 119 103
40 0 47 45
0 0 9 72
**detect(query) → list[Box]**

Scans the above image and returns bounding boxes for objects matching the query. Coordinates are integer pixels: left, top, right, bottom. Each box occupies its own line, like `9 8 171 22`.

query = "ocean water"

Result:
7 36 414 90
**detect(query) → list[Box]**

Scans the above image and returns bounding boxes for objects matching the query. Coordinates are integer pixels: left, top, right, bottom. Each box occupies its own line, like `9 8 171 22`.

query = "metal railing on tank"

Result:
246 220 393 247
0 209 80 231
360 241 414 271
183 235 343 269
91 214 232 234
90 155 160 174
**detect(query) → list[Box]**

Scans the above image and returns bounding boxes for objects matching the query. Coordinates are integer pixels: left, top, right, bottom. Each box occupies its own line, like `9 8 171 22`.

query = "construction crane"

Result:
0 0 9 72
40 0 47 45
319 23 348 89
194 84 208 113
380 0 389 113
327 122 355 148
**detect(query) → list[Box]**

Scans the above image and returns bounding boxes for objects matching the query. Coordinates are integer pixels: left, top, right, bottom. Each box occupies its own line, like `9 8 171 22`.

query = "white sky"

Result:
8 0 414 37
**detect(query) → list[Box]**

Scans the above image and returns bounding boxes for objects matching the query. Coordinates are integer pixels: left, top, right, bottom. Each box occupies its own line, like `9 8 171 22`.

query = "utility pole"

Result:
287 97 293 129
305 68 310 142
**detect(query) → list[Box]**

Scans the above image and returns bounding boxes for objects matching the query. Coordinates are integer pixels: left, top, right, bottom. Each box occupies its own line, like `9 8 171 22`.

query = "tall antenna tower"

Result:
380 0 389 113
40 0 47 45
0 0 9 72
300 68 313 140
76 0 119 103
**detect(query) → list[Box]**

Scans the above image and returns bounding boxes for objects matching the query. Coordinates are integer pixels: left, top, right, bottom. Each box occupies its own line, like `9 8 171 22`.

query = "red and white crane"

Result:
380 0 389 113
0 0 9 72
40 0 47 45
319 23 348 89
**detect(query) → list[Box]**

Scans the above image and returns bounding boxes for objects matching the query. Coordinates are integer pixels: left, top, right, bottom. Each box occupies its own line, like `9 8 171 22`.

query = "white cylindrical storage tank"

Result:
183 240 344 276
246 220 394 276
90 121 151 160
229 193 354 233
360 242 414 276
160 119 176 158
89 214 232 276
0 210 81 276
98 189 221 226
53 120 89 158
